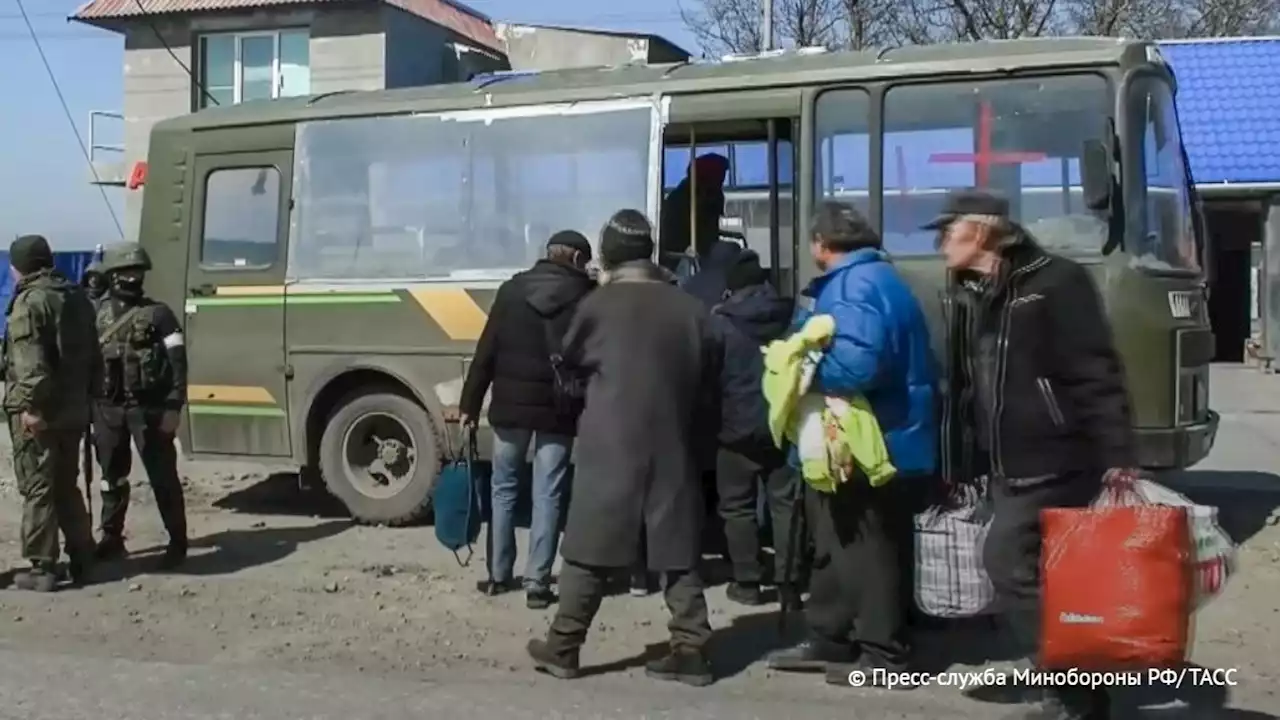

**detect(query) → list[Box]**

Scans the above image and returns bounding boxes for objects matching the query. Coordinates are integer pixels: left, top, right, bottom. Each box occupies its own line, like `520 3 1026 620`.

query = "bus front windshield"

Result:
1126 74 1200 273
815 74 1114 257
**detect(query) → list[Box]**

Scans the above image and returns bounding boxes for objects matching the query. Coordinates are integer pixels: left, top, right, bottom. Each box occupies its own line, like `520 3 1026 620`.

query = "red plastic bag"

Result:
1039 474 1193 671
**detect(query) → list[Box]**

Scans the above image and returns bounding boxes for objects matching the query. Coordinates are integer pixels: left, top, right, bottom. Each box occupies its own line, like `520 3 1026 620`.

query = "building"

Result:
1160 37 1280 365
71 0 692 242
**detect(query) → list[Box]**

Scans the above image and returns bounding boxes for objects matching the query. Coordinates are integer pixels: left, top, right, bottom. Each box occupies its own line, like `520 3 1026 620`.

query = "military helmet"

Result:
84 260 104 277
100 243 152 273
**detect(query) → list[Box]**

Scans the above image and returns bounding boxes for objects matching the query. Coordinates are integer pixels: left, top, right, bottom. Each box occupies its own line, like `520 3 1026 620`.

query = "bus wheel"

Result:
319 390 441 526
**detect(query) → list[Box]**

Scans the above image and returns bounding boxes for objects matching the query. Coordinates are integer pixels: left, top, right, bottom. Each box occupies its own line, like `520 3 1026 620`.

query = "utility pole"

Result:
762 0 774 51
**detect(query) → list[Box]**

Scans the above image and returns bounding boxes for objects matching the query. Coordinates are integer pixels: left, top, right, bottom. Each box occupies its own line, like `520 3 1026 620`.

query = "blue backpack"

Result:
432 425 485 566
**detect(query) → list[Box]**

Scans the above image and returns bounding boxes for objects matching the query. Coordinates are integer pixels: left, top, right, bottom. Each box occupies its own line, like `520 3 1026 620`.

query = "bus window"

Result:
1131 75 1198 273
879 76 1110 257
664 145 730 190
733 140 793 189
201 166 281 269
813 89 872 219
289 104 653 281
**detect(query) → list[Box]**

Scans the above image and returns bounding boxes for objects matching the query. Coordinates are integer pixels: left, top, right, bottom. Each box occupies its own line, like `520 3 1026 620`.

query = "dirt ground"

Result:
0 367 1278 716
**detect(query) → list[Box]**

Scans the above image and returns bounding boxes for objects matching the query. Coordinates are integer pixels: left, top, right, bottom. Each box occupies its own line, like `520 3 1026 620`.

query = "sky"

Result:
0 0 702 251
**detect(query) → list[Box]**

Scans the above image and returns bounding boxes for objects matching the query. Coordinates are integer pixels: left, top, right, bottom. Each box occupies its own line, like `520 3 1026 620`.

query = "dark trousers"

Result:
983 472 1102 707
715 442 801 584
8 419 94 565
92 403 187 544
803 477 913 669
547 559 712 656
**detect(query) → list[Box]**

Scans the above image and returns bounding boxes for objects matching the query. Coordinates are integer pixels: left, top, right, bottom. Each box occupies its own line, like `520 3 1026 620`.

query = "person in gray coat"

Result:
526 209 721 687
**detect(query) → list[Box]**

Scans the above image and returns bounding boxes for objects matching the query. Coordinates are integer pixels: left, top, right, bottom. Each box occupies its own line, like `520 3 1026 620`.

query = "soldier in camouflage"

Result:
91 243 189 569
2 235 99 591
80 260 107 306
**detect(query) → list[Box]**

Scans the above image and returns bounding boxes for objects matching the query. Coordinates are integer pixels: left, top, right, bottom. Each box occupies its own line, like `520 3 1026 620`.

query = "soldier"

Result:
3 234 99 591
91 243 189 569
80 260 107 306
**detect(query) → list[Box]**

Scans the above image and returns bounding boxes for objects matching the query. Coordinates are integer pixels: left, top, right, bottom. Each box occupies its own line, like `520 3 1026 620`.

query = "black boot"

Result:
13 564 57 592
645 648 714 687
66 554 94 587
156 540 187 571
476 578 520 596
725 581 763 606
526 585 557 610
94 535 127 561
766 637 857 672
526 638 581 679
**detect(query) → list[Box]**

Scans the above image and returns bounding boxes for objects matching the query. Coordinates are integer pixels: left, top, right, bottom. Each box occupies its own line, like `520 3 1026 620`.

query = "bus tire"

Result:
318 389 442 526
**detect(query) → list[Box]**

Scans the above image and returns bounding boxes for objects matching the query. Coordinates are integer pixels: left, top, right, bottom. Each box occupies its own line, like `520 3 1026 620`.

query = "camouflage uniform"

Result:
80 260 107 306
2 235 99 590
92 243 189 569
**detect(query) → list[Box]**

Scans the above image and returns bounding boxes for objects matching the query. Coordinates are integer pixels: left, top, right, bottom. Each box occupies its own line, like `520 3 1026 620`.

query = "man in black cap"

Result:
3 235 99 590
527 209 721 687
930 189 1135 720
460 229 596 609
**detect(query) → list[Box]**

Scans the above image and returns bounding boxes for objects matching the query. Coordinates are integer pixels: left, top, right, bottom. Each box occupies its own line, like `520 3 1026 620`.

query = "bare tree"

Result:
679 0 845 54
1070 0 1280 37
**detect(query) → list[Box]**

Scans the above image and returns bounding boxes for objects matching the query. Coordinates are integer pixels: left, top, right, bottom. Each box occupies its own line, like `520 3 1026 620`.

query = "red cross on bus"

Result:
927 101 1046 186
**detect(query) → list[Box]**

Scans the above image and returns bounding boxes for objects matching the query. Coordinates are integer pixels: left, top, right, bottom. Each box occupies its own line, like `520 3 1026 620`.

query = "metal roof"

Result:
70 0 502 54
151 37 1147 134
1160 37 1280 187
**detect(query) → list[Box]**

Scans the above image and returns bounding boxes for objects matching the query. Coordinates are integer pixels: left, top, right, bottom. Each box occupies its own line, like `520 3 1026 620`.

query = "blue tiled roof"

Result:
1161 38 1280 186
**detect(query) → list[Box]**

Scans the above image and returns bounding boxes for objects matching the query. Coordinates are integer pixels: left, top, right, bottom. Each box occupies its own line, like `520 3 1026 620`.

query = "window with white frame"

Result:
197 29 310 109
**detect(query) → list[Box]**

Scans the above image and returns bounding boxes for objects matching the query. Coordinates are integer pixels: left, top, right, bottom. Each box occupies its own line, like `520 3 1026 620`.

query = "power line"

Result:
11 0 124 240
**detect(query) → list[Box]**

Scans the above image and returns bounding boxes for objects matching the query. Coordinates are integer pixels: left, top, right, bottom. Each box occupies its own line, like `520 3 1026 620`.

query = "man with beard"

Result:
91 243 189 570
526 209 721 687
932 189 1134 720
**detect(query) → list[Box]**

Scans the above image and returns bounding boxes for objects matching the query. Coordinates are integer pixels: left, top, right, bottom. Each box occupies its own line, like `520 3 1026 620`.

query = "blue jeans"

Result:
489 427 572 589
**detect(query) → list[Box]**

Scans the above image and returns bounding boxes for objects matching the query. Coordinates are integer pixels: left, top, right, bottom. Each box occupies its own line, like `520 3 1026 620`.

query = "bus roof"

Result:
156 37 1151 134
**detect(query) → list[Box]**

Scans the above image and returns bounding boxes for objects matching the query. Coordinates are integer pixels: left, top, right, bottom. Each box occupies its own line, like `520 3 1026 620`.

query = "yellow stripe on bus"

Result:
408 289 488 341
187 385 279 405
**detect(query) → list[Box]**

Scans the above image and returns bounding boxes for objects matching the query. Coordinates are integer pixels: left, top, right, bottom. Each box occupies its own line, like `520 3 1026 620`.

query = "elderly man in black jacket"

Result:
460 230 596 610
527 209 721 687
933 190 1136 720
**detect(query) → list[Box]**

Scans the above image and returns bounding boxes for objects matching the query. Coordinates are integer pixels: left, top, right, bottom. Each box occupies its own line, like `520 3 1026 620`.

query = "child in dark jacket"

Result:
707 251 799 606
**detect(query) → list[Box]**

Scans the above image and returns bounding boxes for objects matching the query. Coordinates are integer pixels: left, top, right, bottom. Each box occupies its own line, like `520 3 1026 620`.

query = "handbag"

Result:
431 424 484 566
914 477 997 618
542 315 586 417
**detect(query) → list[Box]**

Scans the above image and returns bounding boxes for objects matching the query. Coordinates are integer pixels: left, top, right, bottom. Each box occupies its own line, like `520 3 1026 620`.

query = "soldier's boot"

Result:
94 535 127 561
13 564 58 592
66 554 94 587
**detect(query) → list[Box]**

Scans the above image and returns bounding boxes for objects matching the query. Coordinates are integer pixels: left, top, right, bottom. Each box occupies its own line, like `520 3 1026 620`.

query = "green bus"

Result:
135 37 1217 524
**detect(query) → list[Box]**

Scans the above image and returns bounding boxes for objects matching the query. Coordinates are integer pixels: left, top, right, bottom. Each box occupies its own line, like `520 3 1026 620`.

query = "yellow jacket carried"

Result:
761 315 896 493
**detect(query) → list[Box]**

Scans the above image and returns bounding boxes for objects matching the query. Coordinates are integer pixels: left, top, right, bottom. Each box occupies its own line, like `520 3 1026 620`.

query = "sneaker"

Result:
94 536 127 561
526 586 557 610
766 638 857 672
13 566 57 592
526 638 581 679
156 541 187 571
725 581 763 606
645 649 714 687
476 579 521 596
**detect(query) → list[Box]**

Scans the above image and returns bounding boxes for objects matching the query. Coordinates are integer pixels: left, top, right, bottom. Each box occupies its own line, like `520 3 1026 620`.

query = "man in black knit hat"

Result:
3 235 99 590
527 209 722 687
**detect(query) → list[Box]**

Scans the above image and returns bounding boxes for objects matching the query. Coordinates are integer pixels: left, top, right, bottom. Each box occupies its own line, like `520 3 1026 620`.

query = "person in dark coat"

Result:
705 250 797 606
459 230 596 609
660 153 730 274
933 190 1135 720
526 209 721 687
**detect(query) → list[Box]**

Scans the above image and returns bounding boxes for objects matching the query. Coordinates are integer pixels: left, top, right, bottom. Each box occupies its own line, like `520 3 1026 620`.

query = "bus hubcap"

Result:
342 412 417 500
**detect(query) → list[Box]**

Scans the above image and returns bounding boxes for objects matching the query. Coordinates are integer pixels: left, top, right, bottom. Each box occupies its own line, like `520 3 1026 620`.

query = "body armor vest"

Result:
97 297 167 404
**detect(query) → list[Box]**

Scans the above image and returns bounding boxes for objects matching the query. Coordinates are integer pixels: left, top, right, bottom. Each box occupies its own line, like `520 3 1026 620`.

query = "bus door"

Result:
183 150 293 457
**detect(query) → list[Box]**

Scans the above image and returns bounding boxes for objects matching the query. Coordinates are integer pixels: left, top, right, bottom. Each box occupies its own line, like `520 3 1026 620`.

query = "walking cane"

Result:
778 477 806 634
82 424 93 517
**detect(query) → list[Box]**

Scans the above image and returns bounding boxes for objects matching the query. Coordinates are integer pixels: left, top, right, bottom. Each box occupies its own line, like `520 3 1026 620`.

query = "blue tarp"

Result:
0 250 99 335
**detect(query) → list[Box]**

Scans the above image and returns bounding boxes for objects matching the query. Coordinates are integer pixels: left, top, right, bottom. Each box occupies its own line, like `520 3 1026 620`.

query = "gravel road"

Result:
0 365 1276 718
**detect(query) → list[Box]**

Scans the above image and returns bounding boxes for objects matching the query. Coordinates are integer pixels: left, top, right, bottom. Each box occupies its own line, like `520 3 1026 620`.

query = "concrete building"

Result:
71 0 692 242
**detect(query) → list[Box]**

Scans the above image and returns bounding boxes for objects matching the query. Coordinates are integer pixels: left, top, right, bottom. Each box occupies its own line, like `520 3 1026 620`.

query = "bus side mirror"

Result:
1081 140 1112 212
